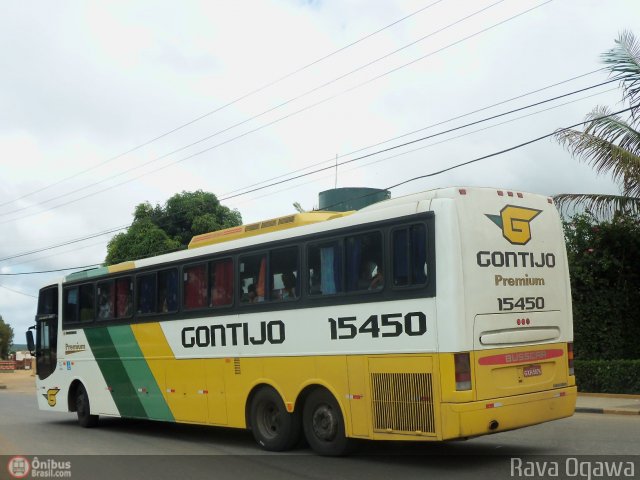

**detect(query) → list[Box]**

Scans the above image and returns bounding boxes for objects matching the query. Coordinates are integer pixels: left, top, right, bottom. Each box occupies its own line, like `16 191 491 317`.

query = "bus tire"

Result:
303 389 352 456
250 387 300 451
76 384 99 428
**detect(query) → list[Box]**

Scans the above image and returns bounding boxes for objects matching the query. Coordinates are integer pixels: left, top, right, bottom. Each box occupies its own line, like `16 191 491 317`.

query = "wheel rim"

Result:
311 404 338 442
256 401 281 439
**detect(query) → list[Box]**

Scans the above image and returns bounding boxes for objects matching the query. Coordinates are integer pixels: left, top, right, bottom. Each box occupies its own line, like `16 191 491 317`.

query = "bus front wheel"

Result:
303 389 353 456
250 387 300 451
76 384 99 428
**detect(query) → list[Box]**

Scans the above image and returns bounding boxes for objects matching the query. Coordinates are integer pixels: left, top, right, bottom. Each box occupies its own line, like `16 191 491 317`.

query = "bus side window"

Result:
79 284 95 322
157 269 179 313
308 242 342 296
393 224 427 287
184 264 208 310
137 274 156 314
346 232 383 292
115 277 133 318
97 281 115 320
211 259 233 307
64 287 79 323
270 247 298 301
239 254 267 303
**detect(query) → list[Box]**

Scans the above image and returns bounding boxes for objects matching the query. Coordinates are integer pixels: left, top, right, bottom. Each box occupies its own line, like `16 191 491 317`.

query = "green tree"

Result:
0 316 14 360
106 190 242 265
554 31 640 217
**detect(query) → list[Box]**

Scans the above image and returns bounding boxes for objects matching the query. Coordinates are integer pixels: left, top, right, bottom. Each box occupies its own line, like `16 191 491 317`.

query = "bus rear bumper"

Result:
440 386 577 440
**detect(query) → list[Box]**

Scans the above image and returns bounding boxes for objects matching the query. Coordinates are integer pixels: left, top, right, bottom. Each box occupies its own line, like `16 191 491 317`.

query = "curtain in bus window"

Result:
320 246 337 294
115 278 132 318
346 236 362 291
256 257 266 300
412 224 427 284
393 229 409 286
184 265 207 310
212 260 233 306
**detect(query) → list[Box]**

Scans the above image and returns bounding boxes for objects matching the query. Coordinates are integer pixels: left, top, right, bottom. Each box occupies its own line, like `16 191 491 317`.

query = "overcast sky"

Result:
1 0 638 337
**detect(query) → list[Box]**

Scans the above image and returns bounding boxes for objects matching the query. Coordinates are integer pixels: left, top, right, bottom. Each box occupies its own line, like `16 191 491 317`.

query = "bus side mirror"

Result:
26 329 35 355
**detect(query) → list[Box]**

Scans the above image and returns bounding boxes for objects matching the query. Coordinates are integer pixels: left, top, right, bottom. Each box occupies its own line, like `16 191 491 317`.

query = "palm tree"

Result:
554 30 640 217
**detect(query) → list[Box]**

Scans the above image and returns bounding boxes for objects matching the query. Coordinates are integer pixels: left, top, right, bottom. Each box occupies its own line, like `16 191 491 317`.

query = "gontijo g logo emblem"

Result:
486 205 542 245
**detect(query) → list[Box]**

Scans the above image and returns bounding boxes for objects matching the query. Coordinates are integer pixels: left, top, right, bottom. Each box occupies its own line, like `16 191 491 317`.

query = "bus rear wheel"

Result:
76 384 99 428
303 389 352 456
250 387 300 451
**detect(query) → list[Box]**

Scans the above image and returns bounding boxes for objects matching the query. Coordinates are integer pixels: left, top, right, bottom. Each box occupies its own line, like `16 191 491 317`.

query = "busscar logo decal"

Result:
43 388 60 407
486 205 542 245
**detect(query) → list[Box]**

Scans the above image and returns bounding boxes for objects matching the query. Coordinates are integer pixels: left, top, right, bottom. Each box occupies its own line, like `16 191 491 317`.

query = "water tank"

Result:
318 187 391 212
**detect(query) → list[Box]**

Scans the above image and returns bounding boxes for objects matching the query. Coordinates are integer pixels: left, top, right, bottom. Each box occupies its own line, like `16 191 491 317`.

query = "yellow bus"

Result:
27 187 576 455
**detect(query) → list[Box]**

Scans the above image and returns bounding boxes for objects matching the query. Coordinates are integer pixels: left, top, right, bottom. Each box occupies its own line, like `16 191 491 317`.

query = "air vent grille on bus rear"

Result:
370 373 435 434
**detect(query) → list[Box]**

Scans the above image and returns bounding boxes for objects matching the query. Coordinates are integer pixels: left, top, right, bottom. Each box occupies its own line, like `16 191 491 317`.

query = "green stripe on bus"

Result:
84 327 147 419
107 325 174 421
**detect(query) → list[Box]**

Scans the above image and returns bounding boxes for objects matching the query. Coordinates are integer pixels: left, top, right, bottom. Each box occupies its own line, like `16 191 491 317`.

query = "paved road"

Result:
1 390 638 480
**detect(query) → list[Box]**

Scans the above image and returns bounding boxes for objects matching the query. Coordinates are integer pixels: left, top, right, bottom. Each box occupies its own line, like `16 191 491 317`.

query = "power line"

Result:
0 0 548 224
0 74 615 264
218 78 619 201
8 104 635 276
385 105 637 191
0 0 497 220
235 86 618 205
314 105 638 211
220 68 608 198
0 284 37 298
0 225 127 263
3 239 110 269
0 1 445 211
0 264 103 276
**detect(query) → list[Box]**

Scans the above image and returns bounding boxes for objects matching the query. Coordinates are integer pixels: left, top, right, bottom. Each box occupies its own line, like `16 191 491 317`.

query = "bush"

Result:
564 213 640 360
575 359 640 394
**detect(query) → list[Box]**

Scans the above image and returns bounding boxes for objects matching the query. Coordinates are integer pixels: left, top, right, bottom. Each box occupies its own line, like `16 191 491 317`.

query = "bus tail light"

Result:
454 352 472 391
567 342 574 376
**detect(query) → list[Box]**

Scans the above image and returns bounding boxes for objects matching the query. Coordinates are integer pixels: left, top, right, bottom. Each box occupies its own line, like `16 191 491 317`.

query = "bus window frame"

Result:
58 211 435 330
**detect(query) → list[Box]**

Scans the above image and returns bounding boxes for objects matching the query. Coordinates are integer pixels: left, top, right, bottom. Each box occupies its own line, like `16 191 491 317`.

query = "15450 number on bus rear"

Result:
328 312 427 340
497 297 545 311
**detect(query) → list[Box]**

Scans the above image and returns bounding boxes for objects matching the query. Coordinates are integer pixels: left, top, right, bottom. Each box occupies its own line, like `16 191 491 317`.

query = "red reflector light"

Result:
567 342 575 376
497 191 504 196
454 352 472 391
517 192 523 198
507 191 514 197
459 188 467 195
